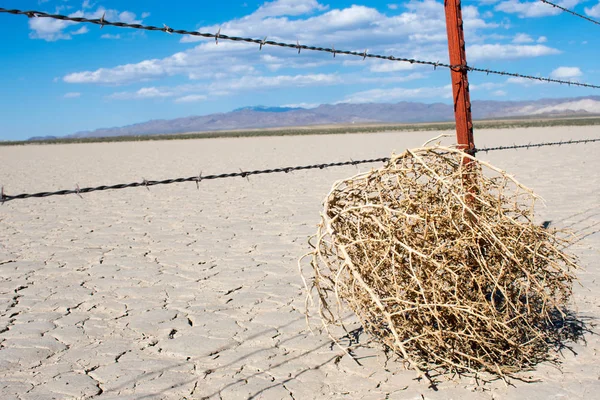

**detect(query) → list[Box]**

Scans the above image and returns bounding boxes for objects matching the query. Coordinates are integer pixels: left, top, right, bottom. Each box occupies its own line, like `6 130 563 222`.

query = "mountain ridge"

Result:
31 96 600 140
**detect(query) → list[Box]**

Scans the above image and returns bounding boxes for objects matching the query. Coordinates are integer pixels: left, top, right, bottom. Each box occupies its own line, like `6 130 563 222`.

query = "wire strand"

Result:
474 137 600 153
2 138 598 203
538 0 600 26
1 7 600 89
1 156 391 203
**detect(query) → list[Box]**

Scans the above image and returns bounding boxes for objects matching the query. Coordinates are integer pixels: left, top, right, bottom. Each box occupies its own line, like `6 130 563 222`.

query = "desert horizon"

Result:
3 114 600 147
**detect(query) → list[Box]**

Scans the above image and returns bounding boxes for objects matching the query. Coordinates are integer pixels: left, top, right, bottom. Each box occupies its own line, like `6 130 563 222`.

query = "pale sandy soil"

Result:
0 126 598 399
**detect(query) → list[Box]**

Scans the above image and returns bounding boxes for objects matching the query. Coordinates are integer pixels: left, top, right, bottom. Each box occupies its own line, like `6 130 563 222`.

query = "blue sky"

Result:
1 0 599 140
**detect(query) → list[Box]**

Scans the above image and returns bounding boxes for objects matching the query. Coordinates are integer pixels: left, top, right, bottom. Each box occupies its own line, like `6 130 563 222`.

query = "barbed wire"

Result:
1 7 600 90
462 65 597 87
1 156 390 203
0 8 452 70
1 138 598 203
538 0 600 26
473 137 600 153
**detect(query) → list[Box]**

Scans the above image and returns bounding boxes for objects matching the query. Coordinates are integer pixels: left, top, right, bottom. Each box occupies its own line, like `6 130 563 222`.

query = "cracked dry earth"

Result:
1 127 599 400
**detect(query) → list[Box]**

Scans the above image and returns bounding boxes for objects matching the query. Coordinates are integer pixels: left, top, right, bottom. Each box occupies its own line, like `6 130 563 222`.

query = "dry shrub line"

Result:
301 145 578 378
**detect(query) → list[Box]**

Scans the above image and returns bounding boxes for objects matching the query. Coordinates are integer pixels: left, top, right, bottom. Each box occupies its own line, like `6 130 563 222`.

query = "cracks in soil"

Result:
115 350 130 363
85 365 104 397
1 284 30 333
282 383 296 399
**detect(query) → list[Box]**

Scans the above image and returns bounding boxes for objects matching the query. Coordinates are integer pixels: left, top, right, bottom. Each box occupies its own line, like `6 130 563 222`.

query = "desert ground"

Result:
0 126 598 399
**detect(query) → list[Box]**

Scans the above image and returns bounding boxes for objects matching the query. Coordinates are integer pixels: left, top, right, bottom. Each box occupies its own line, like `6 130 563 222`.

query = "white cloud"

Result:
107 73 341 101
141 12 151 19
341 85 452 104
208 73 340 91
72 26 89 35
252 0 328 18
28 16 73 41
101 34 121 39
260 54 283 71
470 82 505 90
109 87 174 99
495 0 583 18
180 4 385 44
136 87 173 97
492 90 507 96
65 62 159 84
467 44 560 61
259 53 330 71
585 2 600 17
387 4 399 10
512 33 533 43
175 95 208 103
63 92 81 98
64 42 260 84
506 77 548 85
369 61 416 73
357 72 426 84
116 11 141 24
550 66 582 79
408 32 448 43
537 36 547 43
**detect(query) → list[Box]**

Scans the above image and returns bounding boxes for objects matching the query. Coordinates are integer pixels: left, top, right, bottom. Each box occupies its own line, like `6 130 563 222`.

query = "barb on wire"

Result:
474 137 600 153
2 7 600 89
0 156 391 203
538 0 600 26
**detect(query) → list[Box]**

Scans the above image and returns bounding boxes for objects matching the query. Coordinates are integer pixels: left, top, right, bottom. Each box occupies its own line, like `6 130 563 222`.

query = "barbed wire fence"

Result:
2 138 599 203
0 6 599 204
1 7 599 89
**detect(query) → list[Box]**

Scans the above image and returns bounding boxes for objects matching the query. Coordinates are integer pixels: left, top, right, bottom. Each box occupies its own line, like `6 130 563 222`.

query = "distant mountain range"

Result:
30 96 600 141
232 105 304 113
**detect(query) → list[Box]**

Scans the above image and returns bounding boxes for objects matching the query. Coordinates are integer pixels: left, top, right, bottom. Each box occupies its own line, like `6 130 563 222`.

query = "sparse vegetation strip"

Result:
3 117 600 147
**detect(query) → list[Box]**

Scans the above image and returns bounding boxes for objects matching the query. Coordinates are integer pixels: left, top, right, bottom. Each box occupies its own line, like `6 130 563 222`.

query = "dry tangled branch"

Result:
301 146 578 377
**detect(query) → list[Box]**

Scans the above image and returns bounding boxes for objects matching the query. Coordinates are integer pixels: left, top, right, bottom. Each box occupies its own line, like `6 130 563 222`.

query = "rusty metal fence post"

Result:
445 0 478 209
444 0 475 156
